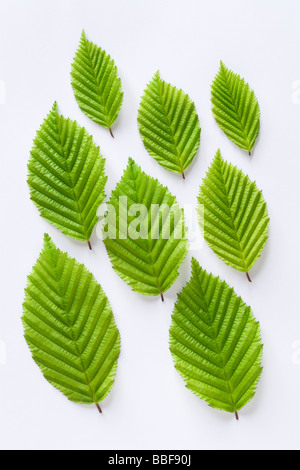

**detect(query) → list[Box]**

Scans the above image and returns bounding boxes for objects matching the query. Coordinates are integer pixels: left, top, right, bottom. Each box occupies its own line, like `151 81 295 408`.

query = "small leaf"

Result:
197 150 269 279
103 158 188 298
28 102 107 246
170 258 263 419
71 30 123 135
22 234 121 411
211 62 260 154
138 71 201 178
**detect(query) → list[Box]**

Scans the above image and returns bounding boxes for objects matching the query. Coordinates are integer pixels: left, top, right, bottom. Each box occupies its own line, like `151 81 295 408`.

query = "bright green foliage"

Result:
28 103 107 245
198 150 269 277
211 62 260 154
71 30 123 134
138 71 201 177
103 158 188 298
170 258 263 418
22 234 121 410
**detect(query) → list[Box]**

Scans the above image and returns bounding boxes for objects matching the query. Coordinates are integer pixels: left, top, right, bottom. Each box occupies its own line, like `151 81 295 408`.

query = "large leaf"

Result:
102 158 188 299
197 150 269 281
170 258 263 419
211 62 260 154
22 234 121 412
71 30 123 136
28 102 107 248
138 71 201 178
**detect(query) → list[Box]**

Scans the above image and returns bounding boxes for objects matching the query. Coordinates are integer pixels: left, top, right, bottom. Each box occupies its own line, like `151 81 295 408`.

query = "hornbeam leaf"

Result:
71 30 123 136
138 71 201 178
211 62 260 154
28 103 107 247
22 234 121 412
198 150 269 280
170 258 263 419
102 158 188 299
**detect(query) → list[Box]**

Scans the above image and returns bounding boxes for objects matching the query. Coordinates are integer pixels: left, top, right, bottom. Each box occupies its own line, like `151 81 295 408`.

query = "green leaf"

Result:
28 102 107 246
71 30 123 136
170 258 263 419
197 150 269 280
211 62 260 154
138 71 201 178
103 158 188 298
22 234 121 412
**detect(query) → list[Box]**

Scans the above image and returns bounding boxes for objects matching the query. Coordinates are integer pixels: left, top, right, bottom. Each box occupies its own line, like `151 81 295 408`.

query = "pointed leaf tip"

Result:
43 233 52 245
127 156 136 166
52 101 58 112
191 257 200 272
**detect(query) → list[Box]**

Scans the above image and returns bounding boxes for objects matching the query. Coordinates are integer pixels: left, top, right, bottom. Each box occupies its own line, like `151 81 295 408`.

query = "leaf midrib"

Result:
157 78 184 175
221 68 251 151
215 157 248 271
49 252 98 404
54 114 90 241
83 37 111 127
194 276 237 413
127 164 165 296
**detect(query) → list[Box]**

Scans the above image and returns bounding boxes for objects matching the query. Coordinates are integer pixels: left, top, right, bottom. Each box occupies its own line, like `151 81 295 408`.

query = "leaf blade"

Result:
198 150 269 274
138 71 201 176
22 234 121 407
211 62 260 153
170 258 263 416
71 30 123 131
103 158 188 297
28 103 107 243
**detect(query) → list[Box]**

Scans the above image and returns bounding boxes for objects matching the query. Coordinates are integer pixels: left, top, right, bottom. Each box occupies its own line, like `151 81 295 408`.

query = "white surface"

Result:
0 0 299 451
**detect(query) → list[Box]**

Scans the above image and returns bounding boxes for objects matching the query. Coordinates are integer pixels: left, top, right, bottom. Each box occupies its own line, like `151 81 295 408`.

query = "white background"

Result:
0 0 299 451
